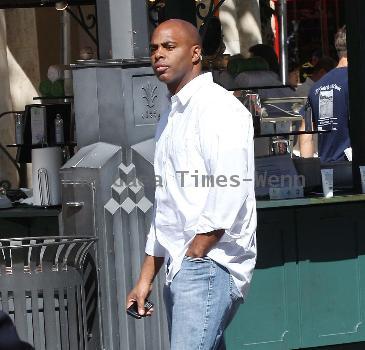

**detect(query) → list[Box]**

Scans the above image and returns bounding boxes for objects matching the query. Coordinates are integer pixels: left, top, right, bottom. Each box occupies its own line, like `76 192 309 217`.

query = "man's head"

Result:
335 25 347 59
288 59 300 88
150 19 202 95
311 56 337 82
310 48 322 66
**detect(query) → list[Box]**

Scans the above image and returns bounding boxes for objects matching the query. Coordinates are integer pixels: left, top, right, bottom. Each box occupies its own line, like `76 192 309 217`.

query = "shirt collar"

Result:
170 72 213 106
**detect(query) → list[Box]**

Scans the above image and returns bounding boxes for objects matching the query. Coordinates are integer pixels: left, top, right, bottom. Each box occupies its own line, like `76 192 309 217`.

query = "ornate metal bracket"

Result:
196 0 226 22
148 0 226 27
66 5 98 45
148 0 165 27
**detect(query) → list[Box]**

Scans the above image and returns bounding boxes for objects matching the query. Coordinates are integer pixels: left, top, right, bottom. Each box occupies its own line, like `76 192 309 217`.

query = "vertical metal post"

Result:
335 0 340 30
61 10 71 65
278 0 288 85
346 0 365 192
95 0 150 59
320 0 329 56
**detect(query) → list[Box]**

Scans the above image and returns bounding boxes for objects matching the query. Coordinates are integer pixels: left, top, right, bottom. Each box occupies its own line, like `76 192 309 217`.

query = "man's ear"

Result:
192 45 202 64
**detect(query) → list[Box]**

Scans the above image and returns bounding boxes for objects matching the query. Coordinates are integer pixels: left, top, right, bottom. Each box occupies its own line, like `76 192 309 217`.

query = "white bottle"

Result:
55 114 64 144
15 113 24 144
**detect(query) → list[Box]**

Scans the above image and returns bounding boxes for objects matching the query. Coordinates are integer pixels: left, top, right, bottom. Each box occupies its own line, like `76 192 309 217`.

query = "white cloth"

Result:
145 73 257 299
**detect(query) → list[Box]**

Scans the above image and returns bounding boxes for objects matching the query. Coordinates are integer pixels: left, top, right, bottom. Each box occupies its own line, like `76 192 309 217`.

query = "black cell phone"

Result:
127 299 154 319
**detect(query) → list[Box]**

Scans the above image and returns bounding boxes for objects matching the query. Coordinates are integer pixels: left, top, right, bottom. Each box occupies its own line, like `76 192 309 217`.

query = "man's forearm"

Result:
299 119 314 158
138 254 164 284
299 134 314 157
186 229 225 257
126 254 164 315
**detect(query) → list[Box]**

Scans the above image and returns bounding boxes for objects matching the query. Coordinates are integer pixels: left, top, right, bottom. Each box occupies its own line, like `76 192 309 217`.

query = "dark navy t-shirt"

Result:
308 67 350 162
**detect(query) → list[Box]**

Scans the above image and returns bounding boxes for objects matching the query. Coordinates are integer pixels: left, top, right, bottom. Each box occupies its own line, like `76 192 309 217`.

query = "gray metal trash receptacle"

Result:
0 236 96 350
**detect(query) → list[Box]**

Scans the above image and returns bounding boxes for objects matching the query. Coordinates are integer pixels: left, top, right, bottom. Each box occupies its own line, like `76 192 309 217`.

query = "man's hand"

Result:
126 255 164 317
126 280 153 317
186 229 224 258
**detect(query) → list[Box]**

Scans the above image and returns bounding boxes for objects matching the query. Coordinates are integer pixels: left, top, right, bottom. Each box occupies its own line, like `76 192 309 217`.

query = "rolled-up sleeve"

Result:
145 206 165 257
194 102 255 238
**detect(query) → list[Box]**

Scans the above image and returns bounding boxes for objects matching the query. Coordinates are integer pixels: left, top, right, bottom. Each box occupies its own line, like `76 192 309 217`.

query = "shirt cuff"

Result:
194 214 224 235
194 214 243 241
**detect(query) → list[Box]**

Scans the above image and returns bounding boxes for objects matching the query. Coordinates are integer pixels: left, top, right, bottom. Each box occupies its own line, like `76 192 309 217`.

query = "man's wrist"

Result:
186 247 206 258
137 279 153 288
186 238 207 257
186 229 225 257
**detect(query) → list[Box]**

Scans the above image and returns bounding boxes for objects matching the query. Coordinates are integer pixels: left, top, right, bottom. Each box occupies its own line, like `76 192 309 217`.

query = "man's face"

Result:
150 24 198 92
288 68 300 88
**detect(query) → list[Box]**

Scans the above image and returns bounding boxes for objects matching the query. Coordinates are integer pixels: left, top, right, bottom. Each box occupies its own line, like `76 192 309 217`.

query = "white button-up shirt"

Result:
145 72 257 298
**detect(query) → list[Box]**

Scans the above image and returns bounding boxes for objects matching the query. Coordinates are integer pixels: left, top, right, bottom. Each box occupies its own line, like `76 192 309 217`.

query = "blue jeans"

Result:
163 255 243 350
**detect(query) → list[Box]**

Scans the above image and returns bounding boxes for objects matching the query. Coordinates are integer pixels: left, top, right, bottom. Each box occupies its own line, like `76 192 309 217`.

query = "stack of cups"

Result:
321 168 333 198
32 147 62 206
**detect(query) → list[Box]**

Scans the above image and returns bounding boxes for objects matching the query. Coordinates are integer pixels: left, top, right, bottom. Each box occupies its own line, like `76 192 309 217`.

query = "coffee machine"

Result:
15 103 72 206
16 103 71 159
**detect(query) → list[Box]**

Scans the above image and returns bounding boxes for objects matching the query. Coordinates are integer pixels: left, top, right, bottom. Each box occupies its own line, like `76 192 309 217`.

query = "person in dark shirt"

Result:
299 26 350 162
0 311 34 350
311 56 337 83
297 56 337 96
249 44 280 75
288 59 301 90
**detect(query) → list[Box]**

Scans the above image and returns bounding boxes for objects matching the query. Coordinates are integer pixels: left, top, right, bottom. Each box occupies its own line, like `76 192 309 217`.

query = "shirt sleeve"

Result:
145 205 165 257
194 101 255 239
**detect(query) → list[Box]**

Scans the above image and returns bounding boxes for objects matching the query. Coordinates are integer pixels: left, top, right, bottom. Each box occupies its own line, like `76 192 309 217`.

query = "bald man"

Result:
127 19 257 350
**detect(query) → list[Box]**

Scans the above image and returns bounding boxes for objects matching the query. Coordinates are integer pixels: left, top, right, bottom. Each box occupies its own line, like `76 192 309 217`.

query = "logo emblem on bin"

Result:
141 81 159 121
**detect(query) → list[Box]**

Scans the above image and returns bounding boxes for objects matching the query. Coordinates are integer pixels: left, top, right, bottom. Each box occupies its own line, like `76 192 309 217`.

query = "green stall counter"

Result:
225 194 365 350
